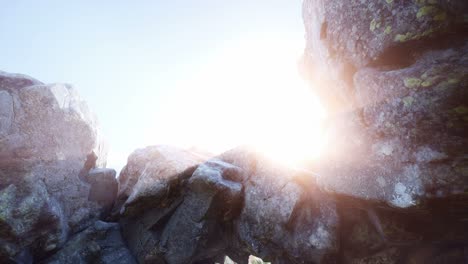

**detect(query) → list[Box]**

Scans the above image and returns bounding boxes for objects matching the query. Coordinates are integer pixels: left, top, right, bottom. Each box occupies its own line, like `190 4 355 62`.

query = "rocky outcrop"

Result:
0 71 118 262
303 0 468 207
302 0 468 262
116 147 339 264
301 0 467 113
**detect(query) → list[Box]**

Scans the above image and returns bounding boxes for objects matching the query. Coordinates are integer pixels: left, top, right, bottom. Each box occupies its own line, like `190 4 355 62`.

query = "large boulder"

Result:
116 145 207 217
303 0 468 208
117 146 339 264
302 0 467 113
116 145 208 262
302 0 468 263
219 148 339 264
0 71 110 262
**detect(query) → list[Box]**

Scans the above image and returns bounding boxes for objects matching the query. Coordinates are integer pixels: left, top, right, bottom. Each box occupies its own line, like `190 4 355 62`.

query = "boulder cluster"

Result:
1 0 467 263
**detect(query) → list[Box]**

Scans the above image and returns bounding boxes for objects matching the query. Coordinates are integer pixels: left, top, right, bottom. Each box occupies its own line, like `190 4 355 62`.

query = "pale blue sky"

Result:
1 1 316 170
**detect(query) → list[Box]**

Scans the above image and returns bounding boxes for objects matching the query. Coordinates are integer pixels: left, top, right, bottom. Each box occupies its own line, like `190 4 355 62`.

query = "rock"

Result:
157 159 243 264
0 177 67 262
0 71 109 261
302 0 467 114
302 0 468 262
116 146 208 262
219 148 339 263
42 221 136 264
118 146 339 264
116 145 207 216
87 168 118 211
308 27 468 209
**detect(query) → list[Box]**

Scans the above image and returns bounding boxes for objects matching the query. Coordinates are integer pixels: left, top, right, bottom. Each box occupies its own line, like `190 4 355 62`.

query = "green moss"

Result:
395 27 437 42
404 77 422 88
453 105 468 115
384 25 392 34
386 0 393 3
402 96 415 107
421 76 438 87
394 32 411 42
448 78 460 84
417 6 437 18
370 19 381 32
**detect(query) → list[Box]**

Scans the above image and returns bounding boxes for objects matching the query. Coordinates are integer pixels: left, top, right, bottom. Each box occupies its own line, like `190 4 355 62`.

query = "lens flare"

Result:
144 35 327 167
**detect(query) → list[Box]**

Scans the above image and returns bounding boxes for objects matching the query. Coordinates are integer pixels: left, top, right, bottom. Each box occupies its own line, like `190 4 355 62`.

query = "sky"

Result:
1 1 325 171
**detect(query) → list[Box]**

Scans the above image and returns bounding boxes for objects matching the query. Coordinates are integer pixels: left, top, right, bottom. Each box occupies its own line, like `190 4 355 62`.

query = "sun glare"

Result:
145 35 327 167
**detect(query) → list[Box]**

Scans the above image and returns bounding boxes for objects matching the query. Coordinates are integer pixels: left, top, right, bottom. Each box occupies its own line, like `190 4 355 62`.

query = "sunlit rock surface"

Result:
0 71 112 262
304 0 468 208
303 0 468 262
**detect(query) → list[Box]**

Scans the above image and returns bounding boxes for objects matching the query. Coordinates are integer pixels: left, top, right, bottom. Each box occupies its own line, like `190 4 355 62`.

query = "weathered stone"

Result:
87 168 118 210
117 147 339 264
0 71 109 262
302 0 467 114
42 221 136 264
158 160 243 264
0 177 67 262
116 145 206 216
311 42 468 208
220 148 339 264
0 91 13 137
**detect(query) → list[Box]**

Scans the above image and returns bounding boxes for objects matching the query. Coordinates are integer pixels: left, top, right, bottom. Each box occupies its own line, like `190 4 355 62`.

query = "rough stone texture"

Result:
219 149 339 264
117 147 339 264
303 0 468 263
0 176 67 262
116 145 207 217
302 0 468 113
87 168 118 211
0 71 111 262
42 221 136 264
304 1 468 208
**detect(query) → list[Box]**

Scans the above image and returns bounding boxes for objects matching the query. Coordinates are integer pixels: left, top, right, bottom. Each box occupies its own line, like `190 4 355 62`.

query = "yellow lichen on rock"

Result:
404 78 422 88
402 96 415 107
417 6 437 19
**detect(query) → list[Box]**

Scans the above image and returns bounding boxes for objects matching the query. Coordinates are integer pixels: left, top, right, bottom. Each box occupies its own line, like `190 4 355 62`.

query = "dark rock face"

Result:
42 221 136 264
87 168 118 210
0 177 67 261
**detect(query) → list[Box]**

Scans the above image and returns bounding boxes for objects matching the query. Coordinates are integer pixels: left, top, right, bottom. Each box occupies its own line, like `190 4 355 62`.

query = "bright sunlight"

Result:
143 34 326 167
